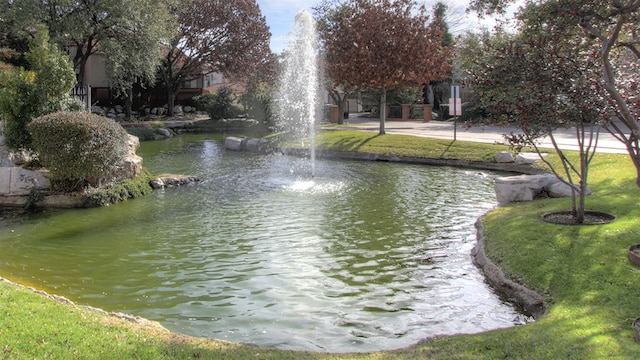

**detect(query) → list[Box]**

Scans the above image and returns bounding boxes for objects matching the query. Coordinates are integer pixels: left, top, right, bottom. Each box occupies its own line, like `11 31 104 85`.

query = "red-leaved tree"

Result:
316 0 453 134
160 0 272 116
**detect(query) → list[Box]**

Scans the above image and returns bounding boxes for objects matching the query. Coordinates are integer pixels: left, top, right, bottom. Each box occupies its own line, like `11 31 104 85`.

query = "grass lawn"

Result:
2 129 640 359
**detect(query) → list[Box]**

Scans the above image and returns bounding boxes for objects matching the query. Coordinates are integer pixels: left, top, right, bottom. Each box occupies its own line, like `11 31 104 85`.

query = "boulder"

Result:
156 128 172 138
515 153 538 165
495 173 591 205
495 151 515 163
150 175 200 189
245 138 270 153
108 134 143 181
0 167 50 196
546 181 591 198
224 136 245 151
494 174 556 205
127 134 140 152
91 106 106 116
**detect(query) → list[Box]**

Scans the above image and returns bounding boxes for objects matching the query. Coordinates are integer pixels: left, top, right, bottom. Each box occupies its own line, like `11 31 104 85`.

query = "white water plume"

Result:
274 10 321 177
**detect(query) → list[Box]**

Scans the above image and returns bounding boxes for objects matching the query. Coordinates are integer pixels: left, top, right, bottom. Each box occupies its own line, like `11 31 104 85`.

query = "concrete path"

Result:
330 114 627 154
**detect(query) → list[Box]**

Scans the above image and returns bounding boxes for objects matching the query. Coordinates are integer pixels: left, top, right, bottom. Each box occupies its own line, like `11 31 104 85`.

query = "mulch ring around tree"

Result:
542 210 616 225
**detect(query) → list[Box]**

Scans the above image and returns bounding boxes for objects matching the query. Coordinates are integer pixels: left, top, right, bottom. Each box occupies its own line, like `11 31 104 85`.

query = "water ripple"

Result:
0 136 529 353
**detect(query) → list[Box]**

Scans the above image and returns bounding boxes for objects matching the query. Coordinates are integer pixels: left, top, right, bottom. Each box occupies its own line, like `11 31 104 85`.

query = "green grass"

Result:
3 130 640 359
316 130 512 162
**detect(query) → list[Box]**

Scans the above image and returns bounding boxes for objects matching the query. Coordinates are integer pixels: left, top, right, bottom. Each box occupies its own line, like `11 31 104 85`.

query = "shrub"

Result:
87 171 153 207
0 26 76 150
126 127 156 141
190 93 217 112
28 111 130 190
0 68 39 148
198 87 240 121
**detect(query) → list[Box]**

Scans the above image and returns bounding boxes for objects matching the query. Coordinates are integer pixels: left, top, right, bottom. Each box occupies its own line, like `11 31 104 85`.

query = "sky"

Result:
255 0 521 54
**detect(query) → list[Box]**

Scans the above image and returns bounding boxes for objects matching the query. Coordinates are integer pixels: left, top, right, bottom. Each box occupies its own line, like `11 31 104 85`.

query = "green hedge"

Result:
28 111 130 189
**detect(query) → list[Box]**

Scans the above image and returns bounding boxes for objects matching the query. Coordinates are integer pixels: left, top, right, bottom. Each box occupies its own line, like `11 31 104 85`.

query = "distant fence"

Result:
70 85 91 111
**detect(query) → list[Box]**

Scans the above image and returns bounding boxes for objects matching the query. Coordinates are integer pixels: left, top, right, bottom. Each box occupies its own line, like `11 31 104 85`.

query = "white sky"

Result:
255 0 522 54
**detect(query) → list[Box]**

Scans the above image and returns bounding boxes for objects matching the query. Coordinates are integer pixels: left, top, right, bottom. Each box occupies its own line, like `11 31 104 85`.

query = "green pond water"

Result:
0 134 527 352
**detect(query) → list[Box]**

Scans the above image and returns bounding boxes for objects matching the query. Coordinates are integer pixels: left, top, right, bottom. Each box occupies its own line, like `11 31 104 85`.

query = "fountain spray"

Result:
275 10 320 177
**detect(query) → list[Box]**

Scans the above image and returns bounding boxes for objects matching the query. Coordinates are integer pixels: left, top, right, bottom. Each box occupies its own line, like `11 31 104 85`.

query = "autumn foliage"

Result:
319 0 451 90
161 0 272 116
316 0 453 133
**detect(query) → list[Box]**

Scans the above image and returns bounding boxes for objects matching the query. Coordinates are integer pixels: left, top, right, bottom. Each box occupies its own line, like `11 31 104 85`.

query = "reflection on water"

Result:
0 134 527 352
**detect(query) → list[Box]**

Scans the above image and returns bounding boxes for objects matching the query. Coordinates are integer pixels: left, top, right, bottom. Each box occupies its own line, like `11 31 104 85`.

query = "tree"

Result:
315 0 452 134
470 0 640 186
239 54 278 125
159 0 272 116
5 0 174 95
426 2 455 117
0 26 76 150
461 23 606 223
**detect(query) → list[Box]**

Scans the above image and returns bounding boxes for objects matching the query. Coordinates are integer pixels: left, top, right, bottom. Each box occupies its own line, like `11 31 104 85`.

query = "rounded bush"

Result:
28 111 130 189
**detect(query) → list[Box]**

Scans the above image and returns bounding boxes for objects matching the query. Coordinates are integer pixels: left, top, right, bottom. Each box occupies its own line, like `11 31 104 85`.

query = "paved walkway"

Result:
331 114 627 154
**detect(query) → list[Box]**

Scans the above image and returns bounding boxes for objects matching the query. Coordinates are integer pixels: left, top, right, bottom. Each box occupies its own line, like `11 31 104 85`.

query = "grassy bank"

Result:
2 130 640 359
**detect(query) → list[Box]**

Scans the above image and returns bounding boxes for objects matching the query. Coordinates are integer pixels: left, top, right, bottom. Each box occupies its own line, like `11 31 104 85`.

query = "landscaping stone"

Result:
494 173 590 205
0 167 50 196
495 174 555 204
546 181 591 198
515 153 538 165
156 128 172 138
149 175 200 189
495 151 515 163
224 136 245 151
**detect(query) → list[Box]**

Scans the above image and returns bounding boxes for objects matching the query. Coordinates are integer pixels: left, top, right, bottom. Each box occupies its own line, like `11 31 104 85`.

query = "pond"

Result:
0 134 527 352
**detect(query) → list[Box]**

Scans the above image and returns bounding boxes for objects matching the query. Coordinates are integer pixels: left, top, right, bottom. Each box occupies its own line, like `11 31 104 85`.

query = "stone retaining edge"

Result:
472 218 547 319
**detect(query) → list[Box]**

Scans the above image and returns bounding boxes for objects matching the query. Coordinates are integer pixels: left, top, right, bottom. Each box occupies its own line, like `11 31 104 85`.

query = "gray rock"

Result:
224 136 245 151
495 151 515 163
156 128 172 138
546 181 591 198
515 153 538 165
0 167 50 196
150 175 200 189
91 106 106 116
245 138 270 153
494 174 556 205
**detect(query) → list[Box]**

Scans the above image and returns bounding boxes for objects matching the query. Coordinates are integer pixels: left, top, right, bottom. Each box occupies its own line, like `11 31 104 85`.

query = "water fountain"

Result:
274 10 320 177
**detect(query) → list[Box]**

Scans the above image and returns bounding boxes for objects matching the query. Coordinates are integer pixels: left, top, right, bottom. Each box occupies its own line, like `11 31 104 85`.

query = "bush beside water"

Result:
28 111 130 190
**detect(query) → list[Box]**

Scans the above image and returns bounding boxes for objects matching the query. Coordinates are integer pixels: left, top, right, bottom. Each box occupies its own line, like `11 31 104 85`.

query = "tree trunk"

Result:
167 88 176 117
576 152 588 224
379 86 386 135
338 92 348 125
329 90 350 125
125 88 133 121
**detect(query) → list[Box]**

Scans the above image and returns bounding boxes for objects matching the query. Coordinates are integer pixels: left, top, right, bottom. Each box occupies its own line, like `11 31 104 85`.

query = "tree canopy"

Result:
160 0 272 116
4 0 175 89
315 0 453 134
460 22 605 223
469 0 640 185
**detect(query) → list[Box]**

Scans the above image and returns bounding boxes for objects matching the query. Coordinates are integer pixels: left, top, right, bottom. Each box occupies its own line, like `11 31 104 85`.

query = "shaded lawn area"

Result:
2 131 640 359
